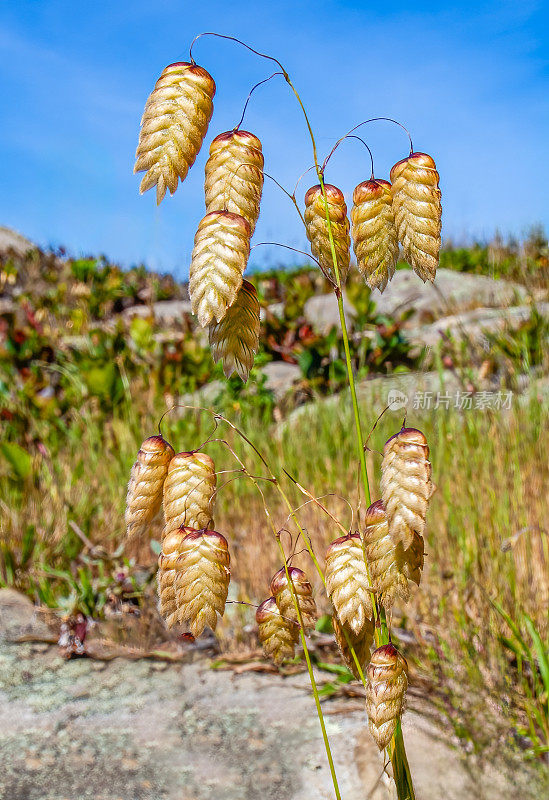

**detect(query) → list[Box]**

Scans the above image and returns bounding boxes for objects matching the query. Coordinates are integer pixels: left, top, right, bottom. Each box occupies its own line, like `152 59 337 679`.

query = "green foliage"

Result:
491 598 549 756
0 442 32 480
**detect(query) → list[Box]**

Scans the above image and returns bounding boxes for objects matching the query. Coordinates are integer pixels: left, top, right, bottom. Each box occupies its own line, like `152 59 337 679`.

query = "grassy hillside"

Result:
1 229 548 765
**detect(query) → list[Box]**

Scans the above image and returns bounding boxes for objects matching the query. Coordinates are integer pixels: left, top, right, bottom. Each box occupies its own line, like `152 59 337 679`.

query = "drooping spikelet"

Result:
125 435 174 539
189 211 251 327
366 643 408 750
256 596 300 665
270 566 317 633
204 131 264 235
134 62 215 205
158 452 216 627
174 528 230 636
402 531 425 587
332 614 374 680
157 525 195 627
208 279 260 381
351 179 399 293
363 500 424 609
325 534 373 635
380 428 433 550
163 451 216 537
304 184 351 284
390 152 442 282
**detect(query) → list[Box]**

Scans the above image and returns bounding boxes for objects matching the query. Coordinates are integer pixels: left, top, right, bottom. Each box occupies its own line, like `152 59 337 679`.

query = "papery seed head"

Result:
380 427 433 549
189 211 251 327
134 62 215 204
173 527 231 636
304 183 351 284
256 596 300 665
351 178 399 293
366 643 408 750
390 151 441 282
325 533 373 635
270 566 317 633
208 279 260 381
125 435 174 540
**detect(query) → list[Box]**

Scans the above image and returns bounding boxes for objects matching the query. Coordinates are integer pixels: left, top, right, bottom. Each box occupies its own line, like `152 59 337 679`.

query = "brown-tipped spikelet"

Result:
304 184 351 284
325 534 373 635
208 280 260 381
189 211 251 327
162 451 216 538
270 566 317 633
256 596 300 665
125 435 174 539
157 525 196 628
174 529 230 636
380 428 433 550
351 179 399 293
205 131 264 235
332 614 374 680
366 643 408 750
403 531 425 586
363 500 424 609
134 62 215 204
390 152 442 282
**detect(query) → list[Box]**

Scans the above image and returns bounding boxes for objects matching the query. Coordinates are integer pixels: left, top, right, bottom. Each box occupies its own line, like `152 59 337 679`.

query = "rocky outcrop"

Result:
371 268 528 322
0 227 36 258
406 303 549 348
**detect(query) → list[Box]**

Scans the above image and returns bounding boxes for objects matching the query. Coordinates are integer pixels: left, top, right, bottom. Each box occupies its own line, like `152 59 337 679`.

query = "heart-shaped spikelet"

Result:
205 130 264 235
157 525 196 627
380 428 433 549
174 528 230 636
351 179 399 293
270 566 317 633
162 451 216 538
125 435 174 540
325 533 373 635
256 596 300 665
304 184 351 284
362 500 424 609
390 152 442 282
208 279 260 381
134 62 215 204
366 643 408 750
332 614 374 680
189 211 251 327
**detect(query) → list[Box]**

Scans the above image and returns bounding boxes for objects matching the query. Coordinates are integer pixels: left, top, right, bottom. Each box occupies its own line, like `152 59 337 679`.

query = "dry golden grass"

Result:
2 386 547 757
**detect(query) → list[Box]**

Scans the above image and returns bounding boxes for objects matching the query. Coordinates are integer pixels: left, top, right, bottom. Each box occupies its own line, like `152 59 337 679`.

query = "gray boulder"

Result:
372 268 527 322
407 302 549 348
0 226 36 258
303 291 356 333
123 300 193 323
261 361 301 400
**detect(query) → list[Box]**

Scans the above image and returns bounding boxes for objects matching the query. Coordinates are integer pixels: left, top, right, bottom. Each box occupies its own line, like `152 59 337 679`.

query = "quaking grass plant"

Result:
128 33 443 800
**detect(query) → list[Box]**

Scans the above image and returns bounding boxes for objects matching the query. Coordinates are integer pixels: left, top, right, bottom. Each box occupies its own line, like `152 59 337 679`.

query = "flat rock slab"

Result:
303 291 356 333
123 300 193 323
0 589 54 643
407 302 549 347
0 638 542 800
261 361 302 400
371 268 527 322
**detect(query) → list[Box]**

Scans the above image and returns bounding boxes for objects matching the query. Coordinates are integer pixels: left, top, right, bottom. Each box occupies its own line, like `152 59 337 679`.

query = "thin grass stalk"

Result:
315 173 416 798
275 537 342 800
215 434 343 800
277 64 415 797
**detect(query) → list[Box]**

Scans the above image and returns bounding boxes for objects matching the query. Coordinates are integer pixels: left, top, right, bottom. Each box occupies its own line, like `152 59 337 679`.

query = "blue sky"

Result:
1 1 548 279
